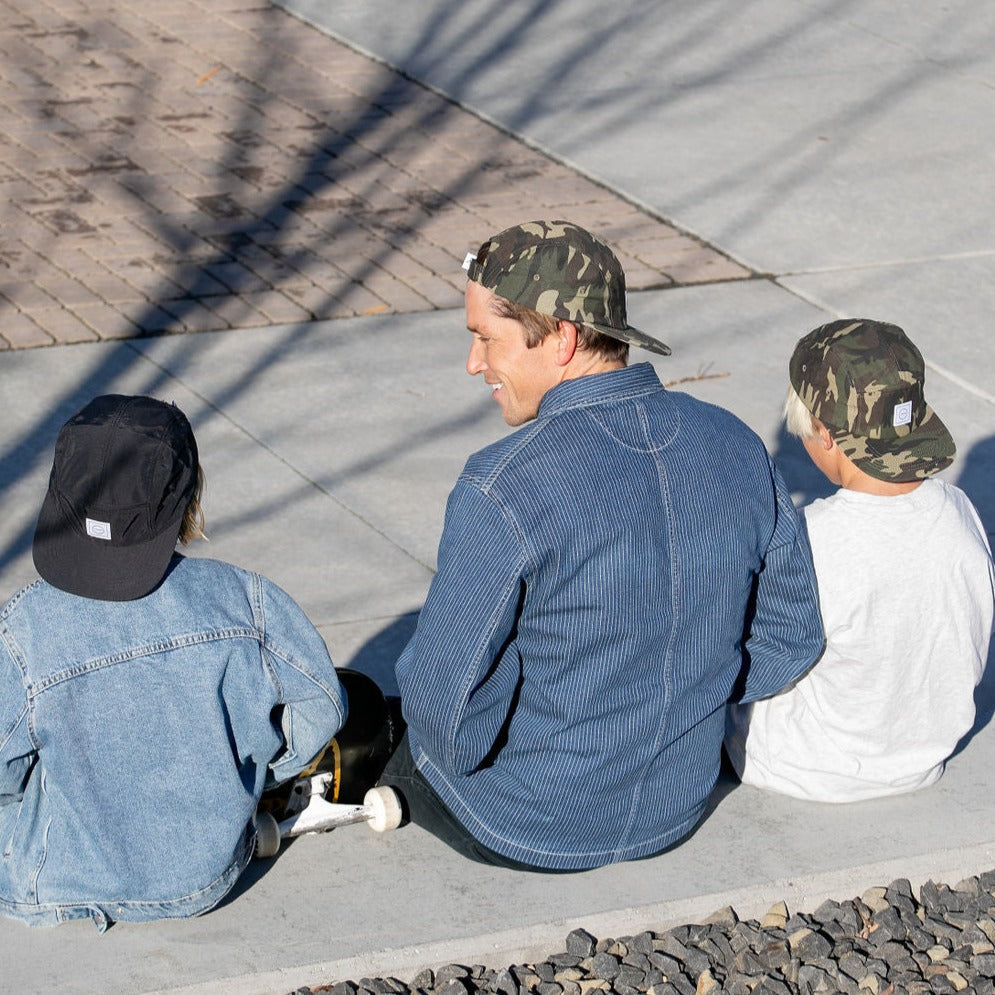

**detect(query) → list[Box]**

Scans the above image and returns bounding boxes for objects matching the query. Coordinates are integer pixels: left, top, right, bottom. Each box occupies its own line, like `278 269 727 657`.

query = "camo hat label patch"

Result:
789 318 955 482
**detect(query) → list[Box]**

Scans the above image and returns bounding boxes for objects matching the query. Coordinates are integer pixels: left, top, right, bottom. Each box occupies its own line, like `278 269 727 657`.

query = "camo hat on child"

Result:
789 318 955 482
463 220 671 356
33 394 199 601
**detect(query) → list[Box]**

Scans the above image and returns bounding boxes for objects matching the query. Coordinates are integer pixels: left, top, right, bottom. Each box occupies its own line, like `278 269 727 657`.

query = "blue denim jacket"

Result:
397 363 823 869
0 555 344 930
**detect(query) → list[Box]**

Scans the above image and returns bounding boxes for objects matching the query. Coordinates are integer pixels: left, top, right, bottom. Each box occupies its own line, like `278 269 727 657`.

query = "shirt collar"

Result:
536 362 664 419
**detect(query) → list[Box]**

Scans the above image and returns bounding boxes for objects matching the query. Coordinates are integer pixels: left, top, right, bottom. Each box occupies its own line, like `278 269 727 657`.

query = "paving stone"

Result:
0 0 749 351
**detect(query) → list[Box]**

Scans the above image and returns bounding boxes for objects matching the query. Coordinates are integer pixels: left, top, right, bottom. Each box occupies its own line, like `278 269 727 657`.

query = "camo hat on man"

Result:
463 220 671 356
789 318 955 482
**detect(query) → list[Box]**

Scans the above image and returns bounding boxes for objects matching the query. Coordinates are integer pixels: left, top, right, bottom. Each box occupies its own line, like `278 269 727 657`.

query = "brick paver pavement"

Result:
0 0 752 350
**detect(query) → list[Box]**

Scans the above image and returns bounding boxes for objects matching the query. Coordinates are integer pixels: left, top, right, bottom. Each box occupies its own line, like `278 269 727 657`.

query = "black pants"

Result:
378 732 576 872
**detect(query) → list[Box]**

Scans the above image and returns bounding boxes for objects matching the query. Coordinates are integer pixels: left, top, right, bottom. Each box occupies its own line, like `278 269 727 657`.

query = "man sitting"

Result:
380 220 824 870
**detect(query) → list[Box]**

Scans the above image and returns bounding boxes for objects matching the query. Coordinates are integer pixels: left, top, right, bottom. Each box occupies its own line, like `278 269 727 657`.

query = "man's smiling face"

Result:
464 280 562 427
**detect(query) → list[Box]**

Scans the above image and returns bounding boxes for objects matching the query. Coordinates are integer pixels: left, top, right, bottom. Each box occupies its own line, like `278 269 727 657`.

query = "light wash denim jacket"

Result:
398 363 824 870
0 555 344 930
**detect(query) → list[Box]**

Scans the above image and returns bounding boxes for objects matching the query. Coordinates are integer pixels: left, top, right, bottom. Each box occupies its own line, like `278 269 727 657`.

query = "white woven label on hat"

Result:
86 518 112 540
892 400 913 427
462 252 476 272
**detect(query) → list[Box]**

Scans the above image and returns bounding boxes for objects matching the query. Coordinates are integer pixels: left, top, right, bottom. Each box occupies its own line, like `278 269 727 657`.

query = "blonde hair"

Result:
783 387 821 441
179 465 208 544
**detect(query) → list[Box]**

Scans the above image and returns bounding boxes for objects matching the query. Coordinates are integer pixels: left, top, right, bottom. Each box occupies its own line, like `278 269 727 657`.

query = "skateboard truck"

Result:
253 669 406 858
254 779 402 857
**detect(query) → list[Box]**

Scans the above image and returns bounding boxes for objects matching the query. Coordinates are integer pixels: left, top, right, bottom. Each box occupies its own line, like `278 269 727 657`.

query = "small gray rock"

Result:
589 952 621 981
435 966 471 985
794 930 833 963
433 981 469 995
869 906 906 944
534 963 555 984
973 952 995 976
491 968 517 995
566 930 598 959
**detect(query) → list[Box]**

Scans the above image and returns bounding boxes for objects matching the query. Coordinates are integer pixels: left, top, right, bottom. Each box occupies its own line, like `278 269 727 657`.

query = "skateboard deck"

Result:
255 669 405 856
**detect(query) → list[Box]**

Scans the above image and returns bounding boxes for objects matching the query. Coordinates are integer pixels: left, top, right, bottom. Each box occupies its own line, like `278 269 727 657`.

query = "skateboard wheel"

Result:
364 786 403 832
254 811 282 858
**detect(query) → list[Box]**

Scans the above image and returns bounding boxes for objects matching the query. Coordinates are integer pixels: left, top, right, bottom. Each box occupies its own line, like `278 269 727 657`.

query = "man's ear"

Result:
554 320 578 366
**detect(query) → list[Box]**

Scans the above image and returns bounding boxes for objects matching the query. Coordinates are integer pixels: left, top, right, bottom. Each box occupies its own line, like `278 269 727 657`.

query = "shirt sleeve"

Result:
0 643 34 805
737 459 825 703
396 478 528 776
257 577 347 785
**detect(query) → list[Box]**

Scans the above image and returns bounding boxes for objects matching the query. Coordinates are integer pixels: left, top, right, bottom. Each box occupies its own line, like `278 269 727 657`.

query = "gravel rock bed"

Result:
288 870 995 995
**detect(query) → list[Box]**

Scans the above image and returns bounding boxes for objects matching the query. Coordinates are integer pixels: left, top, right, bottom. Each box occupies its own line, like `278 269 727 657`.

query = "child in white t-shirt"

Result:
726 319 995 802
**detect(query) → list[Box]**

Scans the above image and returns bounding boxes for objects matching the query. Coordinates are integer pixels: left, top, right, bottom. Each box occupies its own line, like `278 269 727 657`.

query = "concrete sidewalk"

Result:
1 2 994 994
2 293 995 995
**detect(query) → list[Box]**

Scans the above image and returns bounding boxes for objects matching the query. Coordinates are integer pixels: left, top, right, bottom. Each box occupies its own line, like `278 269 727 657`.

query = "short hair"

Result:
179 465 208 544
491 296 629 365
784 387 820 441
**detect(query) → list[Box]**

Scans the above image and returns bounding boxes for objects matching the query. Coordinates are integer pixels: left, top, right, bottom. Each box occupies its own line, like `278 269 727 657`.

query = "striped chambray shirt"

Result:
397 363 823 870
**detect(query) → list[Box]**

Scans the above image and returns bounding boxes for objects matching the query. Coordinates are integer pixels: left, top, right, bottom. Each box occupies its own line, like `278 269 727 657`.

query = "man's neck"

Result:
560 355 627 383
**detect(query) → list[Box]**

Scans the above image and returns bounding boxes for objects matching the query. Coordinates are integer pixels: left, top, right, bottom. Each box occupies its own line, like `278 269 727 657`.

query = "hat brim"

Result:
588 321 671 357
831 404 956 483
32 490 182 602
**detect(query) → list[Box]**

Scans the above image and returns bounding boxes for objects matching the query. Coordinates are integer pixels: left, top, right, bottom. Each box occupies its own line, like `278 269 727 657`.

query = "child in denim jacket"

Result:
0 395 345 930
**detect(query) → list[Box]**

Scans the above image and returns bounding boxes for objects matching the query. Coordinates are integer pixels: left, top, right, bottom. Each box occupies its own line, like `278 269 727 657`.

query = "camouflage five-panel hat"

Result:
789 318 955 482
463 220 671 355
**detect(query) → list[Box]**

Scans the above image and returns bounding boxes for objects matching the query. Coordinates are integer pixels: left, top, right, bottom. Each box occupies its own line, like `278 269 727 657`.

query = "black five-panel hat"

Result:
33 395 199 602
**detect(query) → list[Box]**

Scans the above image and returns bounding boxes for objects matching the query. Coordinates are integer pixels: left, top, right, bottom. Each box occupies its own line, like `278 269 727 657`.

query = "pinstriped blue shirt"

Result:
397 363 823 869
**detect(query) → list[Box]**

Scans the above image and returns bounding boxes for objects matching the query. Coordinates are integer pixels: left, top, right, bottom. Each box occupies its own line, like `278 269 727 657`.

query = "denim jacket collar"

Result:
537 362 663 419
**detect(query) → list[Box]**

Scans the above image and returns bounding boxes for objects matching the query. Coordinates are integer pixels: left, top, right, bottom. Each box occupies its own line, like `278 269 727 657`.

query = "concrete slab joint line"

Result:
0 0 749 350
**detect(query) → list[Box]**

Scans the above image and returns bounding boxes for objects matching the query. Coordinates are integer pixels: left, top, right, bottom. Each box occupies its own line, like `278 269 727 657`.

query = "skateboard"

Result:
254 669 405 857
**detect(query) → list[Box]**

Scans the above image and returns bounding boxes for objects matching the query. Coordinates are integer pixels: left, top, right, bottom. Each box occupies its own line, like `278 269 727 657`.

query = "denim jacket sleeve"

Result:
0 639 33 806
737 460 825 702
396 479 529 776
256 576 346 786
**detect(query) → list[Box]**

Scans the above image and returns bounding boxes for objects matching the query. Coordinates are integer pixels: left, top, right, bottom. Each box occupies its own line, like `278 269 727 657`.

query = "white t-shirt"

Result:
726 478 995 802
